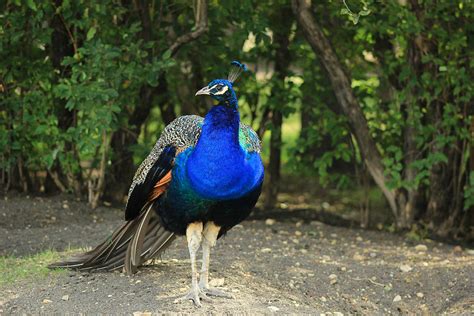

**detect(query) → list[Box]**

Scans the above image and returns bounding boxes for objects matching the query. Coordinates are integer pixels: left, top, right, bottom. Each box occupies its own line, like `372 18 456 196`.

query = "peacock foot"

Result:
174 286 210 307
199 285 234 299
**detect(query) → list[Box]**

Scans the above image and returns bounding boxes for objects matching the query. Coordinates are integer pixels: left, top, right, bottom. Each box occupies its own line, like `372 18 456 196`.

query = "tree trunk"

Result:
263 5 293 209
50 0 80 194
292 0 399 219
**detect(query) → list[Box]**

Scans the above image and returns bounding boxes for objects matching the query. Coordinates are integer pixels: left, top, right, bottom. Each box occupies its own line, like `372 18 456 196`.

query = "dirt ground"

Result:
1 194 473 315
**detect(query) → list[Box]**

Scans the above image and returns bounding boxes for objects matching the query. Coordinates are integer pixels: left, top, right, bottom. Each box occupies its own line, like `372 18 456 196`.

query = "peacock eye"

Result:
216 85 223 90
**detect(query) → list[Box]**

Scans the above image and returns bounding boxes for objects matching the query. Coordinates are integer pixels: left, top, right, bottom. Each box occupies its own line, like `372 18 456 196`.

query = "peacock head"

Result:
195 61 247 103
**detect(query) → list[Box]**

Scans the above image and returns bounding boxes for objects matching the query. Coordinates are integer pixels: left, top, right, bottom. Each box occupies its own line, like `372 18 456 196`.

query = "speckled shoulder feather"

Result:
127 115 261 201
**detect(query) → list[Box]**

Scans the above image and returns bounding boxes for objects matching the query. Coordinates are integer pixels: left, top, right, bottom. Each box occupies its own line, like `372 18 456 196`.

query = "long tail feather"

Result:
48 204 175 274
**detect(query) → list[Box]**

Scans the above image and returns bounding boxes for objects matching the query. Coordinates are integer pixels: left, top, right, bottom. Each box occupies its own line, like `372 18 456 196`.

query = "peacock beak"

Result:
195 86 211 96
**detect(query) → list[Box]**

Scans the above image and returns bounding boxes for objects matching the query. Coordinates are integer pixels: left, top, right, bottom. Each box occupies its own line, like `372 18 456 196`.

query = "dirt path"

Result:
1 194 473 314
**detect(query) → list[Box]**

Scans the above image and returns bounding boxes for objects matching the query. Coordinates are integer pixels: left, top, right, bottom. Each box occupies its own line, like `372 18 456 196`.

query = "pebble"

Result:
268 306 280 312
42 299 52 304
265 219 276 226
417 292 424 298
466 249 474 255
353 253 365 261
209 278 225 287
133 312 152 316
393 295 402 302
329 274 338 285
61 295 69 301
321 296 327 302
400 264 413 272
261 248 272 253
415 244 428 252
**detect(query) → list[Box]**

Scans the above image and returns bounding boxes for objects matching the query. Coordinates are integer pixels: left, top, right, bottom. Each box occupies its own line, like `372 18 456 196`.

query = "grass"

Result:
0 249 79 287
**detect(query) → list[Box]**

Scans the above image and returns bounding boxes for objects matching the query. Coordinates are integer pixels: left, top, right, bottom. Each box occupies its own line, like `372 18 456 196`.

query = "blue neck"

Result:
192 98 241 162
186 98 256 200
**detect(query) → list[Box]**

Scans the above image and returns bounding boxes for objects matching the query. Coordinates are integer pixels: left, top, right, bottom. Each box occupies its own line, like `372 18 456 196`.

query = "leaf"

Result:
87 27 97 41
340 8 350 15
26 0 37 11
162 49 172 60
351 15 360 25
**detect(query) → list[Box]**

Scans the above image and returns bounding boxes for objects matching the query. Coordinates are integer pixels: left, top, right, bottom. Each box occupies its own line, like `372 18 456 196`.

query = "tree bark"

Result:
50 0 80 194
292 0 399 219
264 5 293 209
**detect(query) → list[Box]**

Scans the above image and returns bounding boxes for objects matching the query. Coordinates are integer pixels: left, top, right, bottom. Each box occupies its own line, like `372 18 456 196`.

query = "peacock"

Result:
49 61 264 306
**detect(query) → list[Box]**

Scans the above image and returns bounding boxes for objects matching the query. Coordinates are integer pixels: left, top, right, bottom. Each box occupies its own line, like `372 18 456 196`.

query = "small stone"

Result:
356 236 363 242
103 201 112 206
321 296 327 302
62 204 69 209
400 264 413 272
393 295 402 302
265 218 276 226
329 274 338 285
340 267 347 272
42 299 52 304
209 278 225 287
353 253 365 261
295 231 302 236
61 295 69 301
133 312 152 316
415 244 428 252
416 292 424 298
466 249 474 255
333 313 344 316
268 306 280 312
261 248 272 253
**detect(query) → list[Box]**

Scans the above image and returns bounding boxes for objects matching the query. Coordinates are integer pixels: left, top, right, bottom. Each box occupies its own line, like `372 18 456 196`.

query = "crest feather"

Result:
228 60 247 83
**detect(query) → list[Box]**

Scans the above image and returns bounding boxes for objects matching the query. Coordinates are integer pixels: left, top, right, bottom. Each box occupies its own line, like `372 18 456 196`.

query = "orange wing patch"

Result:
148 171 172 202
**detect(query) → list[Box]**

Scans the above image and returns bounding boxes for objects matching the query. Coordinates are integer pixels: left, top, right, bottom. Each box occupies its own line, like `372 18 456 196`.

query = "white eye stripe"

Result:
214 85 228 95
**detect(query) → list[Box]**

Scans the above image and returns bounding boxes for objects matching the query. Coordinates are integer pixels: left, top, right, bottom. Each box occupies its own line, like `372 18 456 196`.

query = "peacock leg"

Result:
174 222 208 307
199 222 233 298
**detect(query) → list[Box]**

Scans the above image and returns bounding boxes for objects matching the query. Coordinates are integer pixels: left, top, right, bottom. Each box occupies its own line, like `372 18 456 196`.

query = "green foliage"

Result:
464 172 474 211
1 0 173 190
